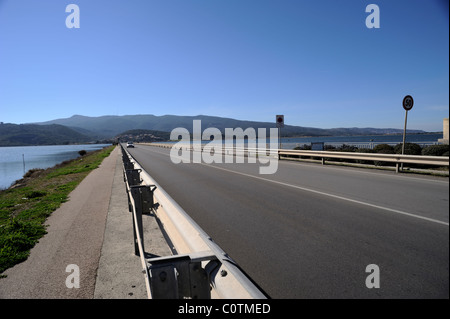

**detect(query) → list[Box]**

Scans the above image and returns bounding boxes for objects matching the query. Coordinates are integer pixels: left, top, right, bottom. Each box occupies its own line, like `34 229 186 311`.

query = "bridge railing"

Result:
278 149 449 167
145 142 449 170
120 144 267 299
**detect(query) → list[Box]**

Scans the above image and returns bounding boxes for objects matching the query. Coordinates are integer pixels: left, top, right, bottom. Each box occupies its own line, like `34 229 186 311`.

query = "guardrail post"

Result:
124 161 134 170
129 185 158 256
130 186 145 256
125 169 142 186
122 149 134 170
123 145 269 299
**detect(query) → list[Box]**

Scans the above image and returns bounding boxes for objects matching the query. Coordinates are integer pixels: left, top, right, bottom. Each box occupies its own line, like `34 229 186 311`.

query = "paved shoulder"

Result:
0 147 119 298
93 150 172 299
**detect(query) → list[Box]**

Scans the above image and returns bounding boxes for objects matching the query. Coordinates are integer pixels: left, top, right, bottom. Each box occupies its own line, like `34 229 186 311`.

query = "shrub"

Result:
394 143 422 155
337 144 358 152
294 144 311 150
328 144 358 162
25 190 46 199
0 218 47 273
373 144 395 154
373 144 394 166
421 145 449 156
23 169 44 178
292 145 311 159
355 148 375 165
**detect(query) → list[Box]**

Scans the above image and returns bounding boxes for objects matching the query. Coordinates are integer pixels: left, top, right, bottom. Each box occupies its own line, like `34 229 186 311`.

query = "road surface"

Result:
127 144 449 298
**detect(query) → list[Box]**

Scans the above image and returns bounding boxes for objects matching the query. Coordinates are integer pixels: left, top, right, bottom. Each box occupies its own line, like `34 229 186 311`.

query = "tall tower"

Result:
438 118 449 145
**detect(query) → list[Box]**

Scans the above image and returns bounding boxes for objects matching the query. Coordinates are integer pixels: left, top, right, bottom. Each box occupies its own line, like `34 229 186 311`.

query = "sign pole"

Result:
401 110 408 171
401 110 408 156
278 127 281 150
401 95 414 172
277 127 280 160
276 115 284 158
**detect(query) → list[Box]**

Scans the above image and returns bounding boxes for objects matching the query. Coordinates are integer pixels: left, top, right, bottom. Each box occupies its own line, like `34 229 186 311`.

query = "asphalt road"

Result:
127 144 449 298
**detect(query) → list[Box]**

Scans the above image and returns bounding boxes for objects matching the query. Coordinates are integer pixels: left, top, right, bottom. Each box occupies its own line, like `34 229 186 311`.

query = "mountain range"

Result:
0 114 426 146
0 123 91 146
38 114 424 138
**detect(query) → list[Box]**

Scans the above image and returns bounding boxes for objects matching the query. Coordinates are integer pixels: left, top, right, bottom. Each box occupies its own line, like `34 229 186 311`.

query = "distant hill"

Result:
116 129 170 143
35 114 425 139
0 123 92 146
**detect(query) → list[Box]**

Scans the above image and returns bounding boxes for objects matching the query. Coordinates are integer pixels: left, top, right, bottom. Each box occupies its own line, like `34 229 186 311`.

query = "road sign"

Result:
401 95 414 170
276 115 284 128
403 95 414 111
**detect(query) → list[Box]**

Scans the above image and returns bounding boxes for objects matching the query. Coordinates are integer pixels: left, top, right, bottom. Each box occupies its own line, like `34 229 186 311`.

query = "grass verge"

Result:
0 145 115 276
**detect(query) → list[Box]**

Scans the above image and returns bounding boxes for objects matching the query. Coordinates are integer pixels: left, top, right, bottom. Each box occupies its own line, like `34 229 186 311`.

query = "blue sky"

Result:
0 0 448 131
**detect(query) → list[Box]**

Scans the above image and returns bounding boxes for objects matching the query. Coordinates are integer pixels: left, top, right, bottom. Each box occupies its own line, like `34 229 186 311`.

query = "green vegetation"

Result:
394 143 422 155
0 145 115 276
421 144 449 157
289 143 449 172
373 144 395 154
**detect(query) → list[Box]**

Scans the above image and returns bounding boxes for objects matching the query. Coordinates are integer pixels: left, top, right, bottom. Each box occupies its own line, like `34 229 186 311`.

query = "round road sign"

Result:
276 115 284 128
403 95 414 111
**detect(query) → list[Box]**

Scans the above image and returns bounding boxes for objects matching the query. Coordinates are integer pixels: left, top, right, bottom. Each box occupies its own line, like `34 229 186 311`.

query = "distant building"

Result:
438 118 449 145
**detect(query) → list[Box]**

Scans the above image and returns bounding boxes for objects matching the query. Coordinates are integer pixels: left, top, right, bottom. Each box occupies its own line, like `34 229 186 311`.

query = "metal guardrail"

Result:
121 151 153 298
144 142 449 170
121 143 447 298
120 144 267 299
278 149 450 167
284 141 440 150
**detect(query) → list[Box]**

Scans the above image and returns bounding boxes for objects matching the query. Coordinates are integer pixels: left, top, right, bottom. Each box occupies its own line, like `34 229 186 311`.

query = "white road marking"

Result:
204 164 449 226
138 145 449 226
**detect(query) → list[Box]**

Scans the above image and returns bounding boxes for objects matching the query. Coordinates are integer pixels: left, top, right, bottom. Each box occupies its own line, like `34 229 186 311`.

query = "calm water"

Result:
279 133 443 149
0 144 111 189
160 133 443 148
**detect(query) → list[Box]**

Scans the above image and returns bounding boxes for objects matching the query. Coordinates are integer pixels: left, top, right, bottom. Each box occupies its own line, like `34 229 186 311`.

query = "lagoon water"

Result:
279 133 442 149
0 144 111 189
0 133 443 190
161 133 442 148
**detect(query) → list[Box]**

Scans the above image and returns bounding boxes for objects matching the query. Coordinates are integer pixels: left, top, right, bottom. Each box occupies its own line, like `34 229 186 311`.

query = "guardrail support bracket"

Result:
125 169 142 186
130 184 157 214
147 252 217 299
129 185 158 256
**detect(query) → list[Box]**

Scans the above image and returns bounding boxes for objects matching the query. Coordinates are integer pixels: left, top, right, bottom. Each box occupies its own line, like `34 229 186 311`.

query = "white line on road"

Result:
139 145 449 227
282 158 449 185
204 164 449 226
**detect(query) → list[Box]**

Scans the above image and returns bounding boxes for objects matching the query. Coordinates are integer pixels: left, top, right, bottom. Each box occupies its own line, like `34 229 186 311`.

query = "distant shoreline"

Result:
0 142 113 148
285 132 443 139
